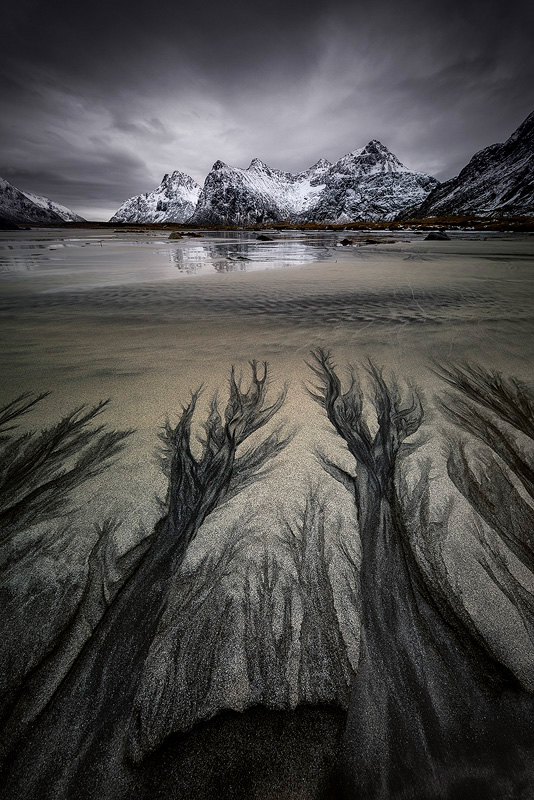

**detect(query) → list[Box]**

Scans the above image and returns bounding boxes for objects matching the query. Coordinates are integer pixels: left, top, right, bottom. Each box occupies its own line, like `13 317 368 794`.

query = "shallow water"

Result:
0 227 514 289
0 229 334 287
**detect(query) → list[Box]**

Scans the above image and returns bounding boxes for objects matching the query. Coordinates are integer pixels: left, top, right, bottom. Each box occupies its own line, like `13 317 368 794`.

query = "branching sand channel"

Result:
0 229 533 799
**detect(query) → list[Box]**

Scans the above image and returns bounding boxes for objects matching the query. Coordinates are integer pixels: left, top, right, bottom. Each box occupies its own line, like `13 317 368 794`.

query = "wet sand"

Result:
1 229 534 737
1 233 533 520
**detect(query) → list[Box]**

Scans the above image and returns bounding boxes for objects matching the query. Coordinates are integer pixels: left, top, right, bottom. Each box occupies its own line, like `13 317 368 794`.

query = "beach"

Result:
1 229 533 520
1 228 534 798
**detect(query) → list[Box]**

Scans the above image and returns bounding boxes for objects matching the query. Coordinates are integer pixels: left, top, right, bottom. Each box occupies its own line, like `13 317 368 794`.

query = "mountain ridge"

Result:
189 140 438 225
0 178 85 224
6 113 533 225
408 110 534 218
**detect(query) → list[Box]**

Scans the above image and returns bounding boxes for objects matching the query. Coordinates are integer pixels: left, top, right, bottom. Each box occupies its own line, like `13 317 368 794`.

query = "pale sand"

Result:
1 234 533 680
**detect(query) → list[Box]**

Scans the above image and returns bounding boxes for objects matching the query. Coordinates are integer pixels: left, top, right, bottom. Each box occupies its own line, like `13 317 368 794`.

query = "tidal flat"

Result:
1 227 532 532
1 227 534 799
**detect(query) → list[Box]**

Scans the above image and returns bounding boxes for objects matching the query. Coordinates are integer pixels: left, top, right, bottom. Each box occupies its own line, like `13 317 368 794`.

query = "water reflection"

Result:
0 231 332 278
0 254 45 272
167 240 331 275
0 227 511 292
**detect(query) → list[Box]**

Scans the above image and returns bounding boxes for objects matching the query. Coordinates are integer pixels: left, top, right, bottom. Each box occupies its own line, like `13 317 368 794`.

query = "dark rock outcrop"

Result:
424 230 451 240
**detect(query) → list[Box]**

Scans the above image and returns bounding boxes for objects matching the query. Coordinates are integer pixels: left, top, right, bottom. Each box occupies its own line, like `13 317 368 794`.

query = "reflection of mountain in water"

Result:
0 243 50 272
0 256 42 273
168 240 331 275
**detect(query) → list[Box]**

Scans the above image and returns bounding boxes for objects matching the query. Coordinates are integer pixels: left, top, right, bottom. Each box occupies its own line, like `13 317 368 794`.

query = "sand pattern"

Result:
0 230 533 799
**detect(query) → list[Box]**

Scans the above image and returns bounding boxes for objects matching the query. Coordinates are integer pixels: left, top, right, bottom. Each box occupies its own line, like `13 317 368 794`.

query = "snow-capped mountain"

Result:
109 171 201 223
327 140 410 177
310 140 439 222
0 177 85 224
21 191 85 222
190 141 438 225
409 111 534 218
189 157 332 225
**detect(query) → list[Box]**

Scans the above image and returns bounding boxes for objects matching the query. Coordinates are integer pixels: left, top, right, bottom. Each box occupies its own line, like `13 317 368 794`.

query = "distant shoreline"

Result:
11 215 534 233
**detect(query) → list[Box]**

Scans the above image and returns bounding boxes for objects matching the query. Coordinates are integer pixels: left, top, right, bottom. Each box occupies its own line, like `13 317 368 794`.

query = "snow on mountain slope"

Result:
191 142 438 225
310 140 438 222
189 157 332 225
410 110 534 218
22 191 85 222
0 177 72 224
109 171 201 223
329 140 410 177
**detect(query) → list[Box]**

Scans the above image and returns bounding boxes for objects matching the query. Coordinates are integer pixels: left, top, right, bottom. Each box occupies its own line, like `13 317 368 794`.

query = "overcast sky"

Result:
1 0 533 220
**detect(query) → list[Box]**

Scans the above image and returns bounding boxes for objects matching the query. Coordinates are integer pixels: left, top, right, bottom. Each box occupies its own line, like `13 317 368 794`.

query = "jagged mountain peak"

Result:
362 139 403 162
245 159 292 182
363 138 389 151
310 158 332 170
211 160 229 171
159 171 200 192
109 169 201 223
162 170 192 183
293 159 333 183
247 158 270 172
345 139 391 157
340 139 410 174
332 140 409 177
297 158 333 178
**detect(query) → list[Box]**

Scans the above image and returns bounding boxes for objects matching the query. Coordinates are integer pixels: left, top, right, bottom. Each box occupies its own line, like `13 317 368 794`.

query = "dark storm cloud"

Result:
1 0 533 219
